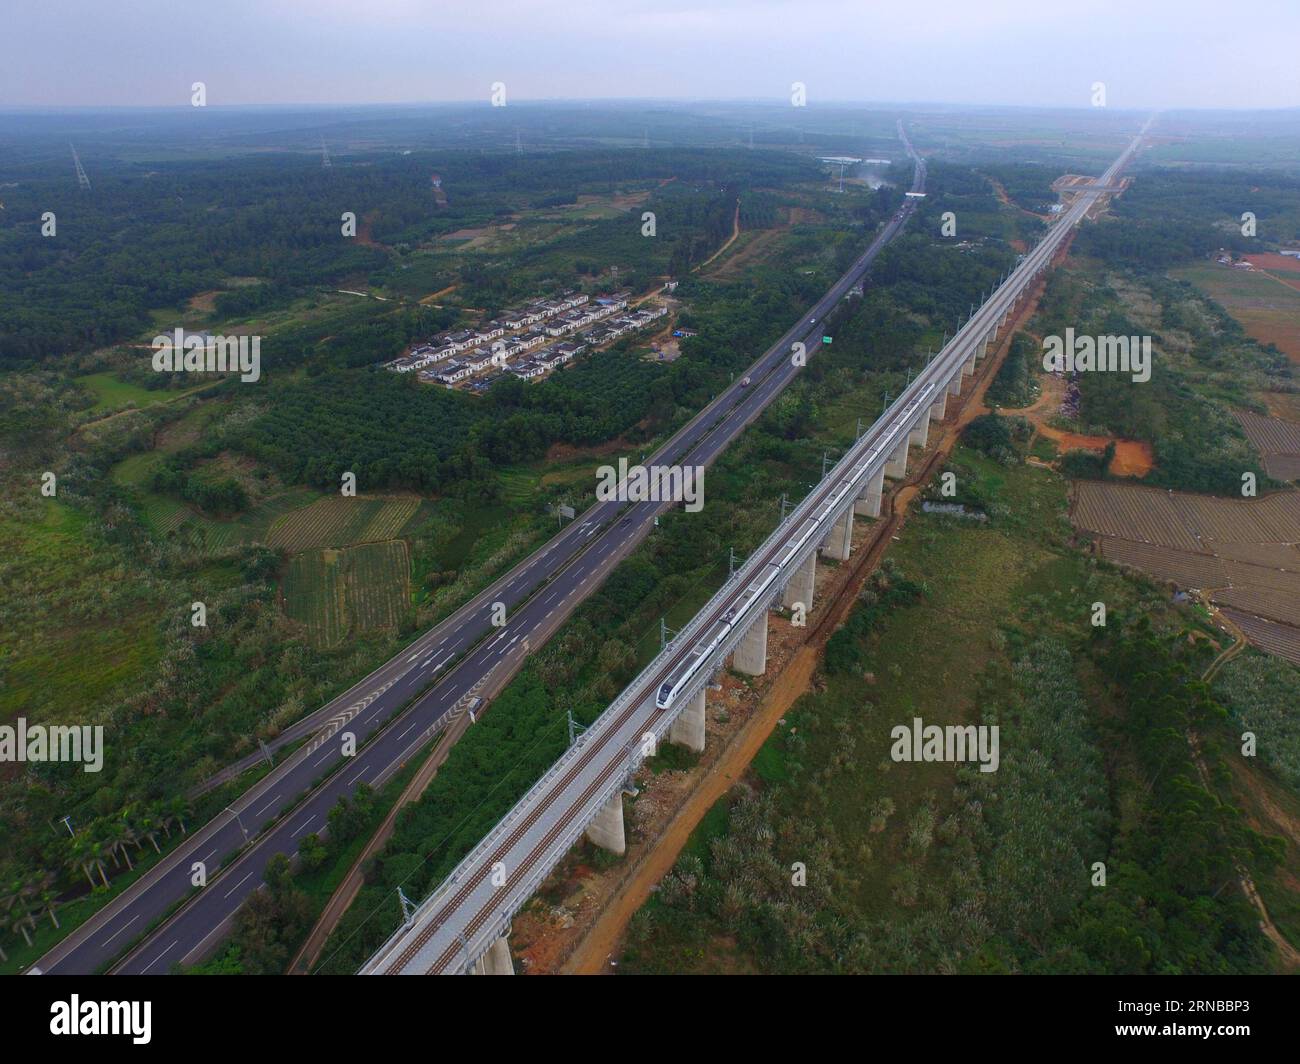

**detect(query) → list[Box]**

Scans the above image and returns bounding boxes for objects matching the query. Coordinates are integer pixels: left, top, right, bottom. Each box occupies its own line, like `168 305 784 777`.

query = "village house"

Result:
435 360 473 386
511 360 546 380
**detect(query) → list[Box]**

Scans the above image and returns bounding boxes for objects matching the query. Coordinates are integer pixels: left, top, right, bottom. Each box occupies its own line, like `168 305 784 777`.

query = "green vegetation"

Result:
984 332 1039 408
1076 168 1300 267
621 441 1277 974
284 541 411 647
303 218 1063 973
1031 263 1290 494
1214 655 1300 792
11 108 1297 974
961 411 1033 464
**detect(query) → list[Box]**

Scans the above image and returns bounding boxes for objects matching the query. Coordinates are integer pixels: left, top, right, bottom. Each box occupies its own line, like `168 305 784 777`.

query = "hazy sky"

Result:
4 0 1298 111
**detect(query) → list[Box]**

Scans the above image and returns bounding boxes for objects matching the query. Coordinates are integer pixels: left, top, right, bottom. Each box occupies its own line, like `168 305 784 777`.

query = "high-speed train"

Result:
656 384 935 711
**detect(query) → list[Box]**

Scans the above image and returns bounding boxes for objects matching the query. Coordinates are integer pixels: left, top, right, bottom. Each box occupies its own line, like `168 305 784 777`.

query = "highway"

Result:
32 123 924 975
361 124 1147 975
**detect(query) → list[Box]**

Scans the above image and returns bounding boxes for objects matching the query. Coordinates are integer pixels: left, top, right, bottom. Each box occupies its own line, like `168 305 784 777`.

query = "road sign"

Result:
557 504 575 519
821 336 832 345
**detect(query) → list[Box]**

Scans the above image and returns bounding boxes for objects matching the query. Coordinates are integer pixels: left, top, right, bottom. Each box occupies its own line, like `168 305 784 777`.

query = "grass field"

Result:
1173 264 1300 363
282 540 411 646
77 372 214 415
0 499 161 721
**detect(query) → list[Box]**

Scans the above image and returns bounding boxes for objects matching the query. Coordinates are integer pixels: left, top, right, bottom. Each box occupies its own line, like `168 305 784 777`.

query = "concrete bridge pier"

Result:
471 935 514 975
668 688 706 753
884 438 909 478
854 468 885 518
947 372 963 397
781 551 816 608
930 391 947 422
586 792 626 855
909 414 929 450
820 507 853 562
733 612 769 676
962 355 976 378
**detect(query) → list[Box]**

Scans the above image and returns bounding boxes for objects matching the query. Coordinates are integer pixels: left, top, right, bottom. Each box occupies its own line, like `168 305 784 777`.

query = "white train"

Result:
656 384 934 711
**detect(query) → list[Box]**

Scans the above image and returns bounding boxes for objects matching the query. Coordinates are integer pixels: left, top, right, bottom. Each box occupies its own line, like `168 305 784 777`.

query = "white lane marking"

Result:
348 767 369 786
291 816 317 837
188 917 241 964
223 869 257 899
252 793 281 818
142 939 180 974
397 720 418 742
102 913 141 947
314 747 336 768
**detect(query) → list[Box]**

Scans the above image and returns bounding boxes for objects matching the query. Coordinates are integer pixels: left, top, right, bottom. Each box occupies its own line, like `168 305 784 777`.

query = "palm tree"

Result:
131 805 163 854
75 835 111 890
90 839 111 889
64 837 96 890
38 888 61 930
0 875 18 924
100 820 134 872
168 796 191 835
156 801 176 840
7 901 37 947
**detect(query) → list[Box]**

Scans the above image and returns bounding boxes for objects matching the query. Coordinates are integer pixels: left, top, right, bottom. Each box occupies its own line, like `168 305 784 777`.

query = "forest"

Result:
0 145 821 366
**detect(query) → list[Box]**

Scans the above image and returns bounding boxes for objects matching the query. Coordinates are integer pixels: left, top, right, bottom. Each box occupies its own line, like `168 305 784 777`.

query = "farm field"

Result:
1173 263 1300 363
283 540 411 647
1072 480 1300 549
133 486 321 545
1244 252 1300 292
265 495 423 552
1221 608 1300 666
1234 409 1300 482
1072 480 1300 663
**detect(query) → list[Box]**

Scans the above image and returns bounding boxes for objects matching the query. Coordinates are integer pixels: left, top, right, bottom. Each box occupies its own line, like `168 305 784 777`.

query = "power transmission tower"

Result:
321 138 332 170
566 709 588 746
70 143 90 191
515 129 522 155
658 618 678 651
